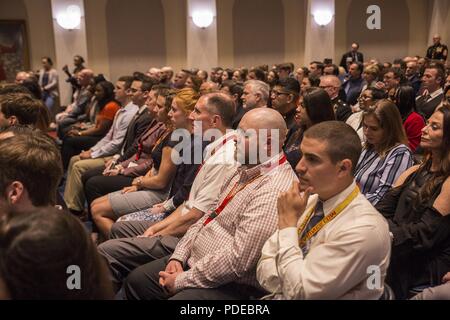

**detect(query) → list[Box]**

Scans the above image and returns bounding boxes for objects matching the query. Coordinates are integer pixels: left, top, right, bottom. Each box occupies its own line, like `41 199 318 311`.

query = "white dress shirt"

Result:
91 102 138 158
181 130 239 215
257 181 391 300
346 111 364 143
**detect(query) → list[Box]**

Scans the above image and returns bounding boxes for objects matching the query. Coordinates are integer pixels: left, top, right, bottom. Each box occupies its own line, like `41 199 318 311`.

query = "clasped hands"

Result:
159 260 184 295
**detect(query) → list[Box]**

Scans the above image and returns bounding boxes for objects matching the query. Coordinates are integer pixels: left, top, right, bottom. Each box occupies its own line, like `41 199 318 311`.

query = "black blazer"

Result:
416 93 444 120
340 51 364 70
118 108 154 161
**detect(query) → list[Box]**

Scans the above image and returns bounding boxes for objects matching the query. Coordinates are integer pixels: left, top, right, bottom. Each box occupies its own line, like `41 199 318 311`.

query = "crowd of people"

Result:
0 36 449 300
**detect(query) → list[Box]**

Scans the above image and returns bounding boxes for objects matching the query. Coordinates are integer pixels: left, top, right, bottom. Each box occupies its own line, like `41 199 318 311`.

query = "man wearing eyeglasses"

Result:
270 78 300 152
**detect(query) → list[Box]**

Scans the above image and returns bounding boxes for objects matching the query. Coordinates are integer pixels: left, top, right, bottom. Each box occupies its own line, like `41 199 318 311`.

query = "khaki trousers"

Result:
64 155 112 211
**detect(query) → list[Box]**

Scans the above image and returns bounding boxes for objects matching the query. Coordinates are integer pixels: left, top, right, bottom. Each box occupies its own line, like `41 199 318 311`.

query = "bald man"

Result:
320 75 353 122
56 68 95 139
121 108 298 300
427 35 448 62
160 66 174 85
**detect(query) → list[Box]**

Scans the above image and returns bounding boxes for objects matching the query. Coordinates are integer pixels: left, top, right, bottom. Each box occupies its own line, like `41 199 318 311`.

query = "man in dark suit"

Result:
416 64 445 119
405 61 422 96
320 75 353 122
118 78 155 158
340 43 364 72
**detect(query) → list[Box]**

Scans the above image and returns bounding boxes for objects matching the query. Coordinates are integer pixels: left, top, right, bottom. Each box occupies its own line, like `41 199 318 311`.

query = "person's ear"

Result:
211 115 221 128
5 181 25 205
337 159 352 176
287 94 294 104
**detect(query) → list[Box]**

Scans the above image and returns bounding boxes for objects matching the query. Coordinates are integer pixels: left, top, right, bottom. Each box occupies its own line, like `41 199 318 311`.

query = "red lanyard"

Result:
195 134 236 176
203 154 287 226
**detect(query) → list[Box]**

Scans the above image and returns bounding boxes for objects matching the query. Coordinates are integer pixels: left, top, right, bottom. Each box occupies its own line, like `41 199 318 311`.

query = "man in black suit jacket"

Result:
416 64 445 119
119 79 155 160
340 43 364 72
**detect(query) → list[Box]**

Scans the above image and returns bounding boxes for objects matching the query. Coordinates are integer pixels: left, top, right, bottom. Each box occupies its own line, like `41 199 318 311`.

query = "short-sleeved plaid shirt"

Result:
171 153 298 291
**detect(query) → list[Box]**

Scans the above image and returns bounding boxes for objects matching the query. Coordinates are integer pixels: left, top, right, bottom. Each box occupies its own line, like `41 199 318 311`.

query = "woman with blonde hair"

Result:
355 99 414 205
91 88 205 239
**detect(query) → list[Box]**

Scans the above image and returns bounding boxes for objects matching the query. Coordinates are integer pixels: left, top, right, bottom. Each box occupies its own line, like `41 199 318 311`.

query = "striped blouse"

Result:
355 144 413 205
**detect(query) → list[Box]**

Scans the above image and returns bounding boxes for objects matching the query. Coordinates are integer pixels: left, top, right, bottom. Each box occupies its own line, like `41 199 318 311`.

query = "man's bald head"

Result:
77 69 94 87
433 34 441 45
320 75 341 99
240 108 287 149
200 82 219 95
81 69 94 77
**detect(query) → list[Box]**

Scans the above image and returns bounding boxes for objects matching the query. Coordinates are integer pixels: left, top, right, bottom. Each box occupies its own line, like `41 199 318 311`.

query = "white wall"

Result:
187 0 218 71
51 0 88 106
304 0 335 64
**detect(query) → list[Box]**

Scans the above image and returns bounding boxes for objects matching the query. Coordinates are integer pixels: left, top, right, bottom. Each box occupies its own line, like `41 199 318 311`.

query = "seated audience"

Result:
83 87 173 213
376 105 450 299
61 81 120 169
257 121 390 299
117 108 296 300
90 88 203 238
97 93 238 292
355 99 414 205
62 79 140 215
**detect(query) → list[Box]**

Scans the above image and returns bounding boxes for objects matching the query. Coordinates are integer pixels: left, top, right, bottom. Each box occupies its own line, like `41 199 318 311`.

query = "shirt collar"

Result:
137 105 147 114
123 101 137 110
237 152 285 183
320 181 358 217
429 88 443 100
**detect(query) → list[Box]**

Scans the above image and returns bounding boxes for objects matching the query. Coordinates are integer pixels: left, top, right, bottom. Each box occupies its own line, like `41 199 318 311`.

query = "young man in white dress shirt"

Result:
257 121 391 300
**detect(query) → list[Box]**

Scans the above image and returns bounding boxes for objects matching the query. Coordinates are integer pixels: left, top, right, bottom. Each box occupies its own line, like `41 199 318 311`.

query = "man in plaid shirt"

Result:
123 108 298 300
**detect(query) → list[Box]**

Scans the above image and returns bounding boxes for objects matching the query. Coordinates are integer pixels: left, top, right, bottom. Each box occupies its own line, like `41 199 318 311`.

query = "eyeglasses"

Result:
271 90 291 97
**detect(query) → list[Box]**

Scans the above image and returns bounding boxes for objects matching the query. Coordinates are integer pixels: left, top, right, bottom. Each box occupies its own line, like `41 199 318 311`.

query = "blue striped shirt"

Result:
355 144 413 205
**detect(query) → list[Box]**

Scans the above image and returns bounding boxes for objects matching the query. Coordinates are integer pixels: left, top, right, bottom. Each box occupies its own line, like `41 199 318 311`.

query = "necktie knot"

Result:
300 200 325 256
303 201 325 236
